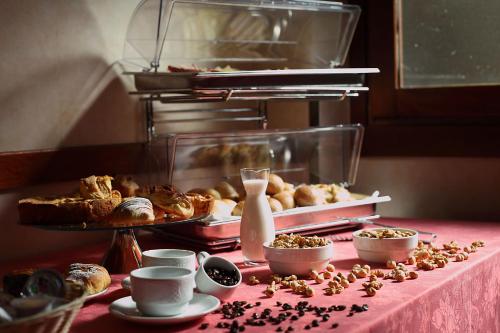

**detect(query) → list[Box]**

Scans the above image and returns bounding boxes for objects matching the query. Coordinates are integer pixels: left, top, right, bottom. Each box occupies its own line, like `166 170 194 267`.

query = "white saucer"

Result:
109 293 220 325
121 276 131 290
85 288 108 301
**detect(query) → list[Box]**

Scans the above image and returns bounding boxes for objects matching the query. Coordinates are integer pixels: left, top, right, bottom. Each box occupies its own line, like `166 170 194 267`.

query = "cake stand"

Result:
30 216 205 274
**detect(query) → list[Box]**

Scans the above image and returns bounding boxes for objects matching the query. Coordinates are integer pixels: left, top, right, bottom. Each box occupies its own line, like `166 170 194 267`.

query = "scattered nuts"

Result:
326 264 335 272
305 286 315 297
366 287 376 297
315 274 325 284
408 256 416 265
347 272 357 283
386 260 397 269
249 275 260 285
309 270 319 279
323 271 333 279
270 234 329 248
409 271 418 279
340 279 350 288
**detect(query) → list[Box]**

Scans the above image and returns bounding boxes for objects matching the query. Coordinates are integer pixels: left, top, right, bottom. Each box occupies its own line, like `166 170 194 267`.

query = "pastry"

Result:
18 196 121 225
266 174 285 195
273 191 295 210
232 200 245 216
210 199 236 217
186 193 215 217
149 191 194 220
268 197 283 212
112 175 139 197
79 175 114 199
312 184 334 203
215 181 239 201
294 185 326 206
110 197 155 226
136 185 178 197
65 263 110 295
187 188 222 200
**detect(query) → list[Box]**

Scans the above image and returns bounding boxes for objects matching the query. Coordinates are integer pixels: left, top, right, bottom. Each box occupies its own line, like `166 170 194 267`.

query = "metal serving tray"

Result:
154 194 390 241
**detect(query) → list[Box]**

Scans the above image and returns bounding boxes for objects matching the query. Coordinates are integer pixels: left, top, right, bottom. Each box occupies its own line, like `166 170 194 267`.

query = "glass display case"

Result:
120 0 388 249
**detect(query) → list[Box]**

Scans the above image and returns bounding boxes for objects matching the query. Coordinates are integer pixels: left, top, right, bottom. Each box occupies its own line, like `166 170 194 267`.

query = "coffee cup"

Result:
195 252 241 300
130 266 194 317
142 249 197 271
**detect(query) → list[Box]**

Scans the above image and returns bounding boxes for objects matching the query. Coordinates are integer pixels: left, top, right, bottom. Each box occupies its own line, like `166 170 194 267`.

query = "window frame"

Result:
349 0 500 157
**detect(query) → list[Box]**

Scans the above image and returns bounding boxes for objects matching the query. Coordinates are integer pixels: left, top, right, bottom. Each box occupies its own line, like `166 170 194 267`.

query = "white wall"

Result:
0 0 142 262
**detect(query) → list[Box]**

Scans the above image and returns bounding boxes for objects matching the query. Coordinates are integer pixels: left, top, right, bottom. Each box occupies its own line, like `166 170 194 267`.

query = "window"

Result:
349 0 500 156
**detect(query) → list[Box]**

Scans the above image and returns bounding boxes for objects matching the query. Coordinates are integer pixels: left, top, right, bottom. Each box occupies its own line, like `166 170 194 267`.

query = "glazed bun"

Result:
283 182 295 193
266 174 285 195
273 191 295 210
66 263 111 295
294 185 326 206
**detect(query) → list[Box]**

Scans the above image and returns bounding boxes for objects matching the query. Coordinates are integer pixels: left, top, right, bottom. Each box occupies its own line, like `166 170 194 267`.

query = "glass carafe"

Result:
239 168 275 266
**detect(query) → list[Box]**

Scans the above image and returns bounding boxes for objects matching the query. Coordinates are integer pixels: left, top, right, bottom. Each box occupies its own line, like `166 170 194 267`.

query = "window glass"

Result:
398 0 500 88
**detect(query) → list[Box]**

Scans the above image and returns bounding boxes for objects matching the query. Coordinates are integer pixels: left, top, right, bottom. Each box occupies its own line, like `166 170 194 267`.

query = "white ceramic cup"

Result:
142 249 197 271
195 252 241 300
130 266 194 317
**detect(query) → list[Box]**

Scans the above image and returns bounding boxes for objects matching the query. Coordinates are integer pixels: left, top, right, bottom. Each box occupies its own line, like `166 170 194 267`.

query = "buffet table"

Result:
3 218 500 333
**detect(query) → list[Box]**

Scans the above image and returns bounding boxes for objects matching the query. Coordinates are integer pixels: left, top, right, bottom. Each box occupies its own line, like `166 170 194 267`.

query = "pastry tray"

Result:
153 194 390 243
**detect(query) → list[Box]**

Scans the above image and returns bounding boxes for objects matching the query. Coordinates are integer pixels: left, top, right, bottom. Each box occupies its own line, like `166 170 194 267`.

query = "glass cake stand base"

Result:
102 229 142 274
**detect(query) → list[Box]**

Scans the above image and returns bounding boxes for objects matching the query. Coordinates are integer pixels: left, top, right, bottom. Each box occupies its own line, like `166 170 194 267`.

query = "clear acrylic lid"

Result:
161 124 364 191
123 0 361 72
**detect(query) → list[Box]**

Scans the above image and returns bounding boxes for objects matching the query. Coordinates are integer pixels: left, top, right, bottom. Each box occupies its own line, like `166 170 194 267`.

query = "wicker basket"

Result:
0 283 86 333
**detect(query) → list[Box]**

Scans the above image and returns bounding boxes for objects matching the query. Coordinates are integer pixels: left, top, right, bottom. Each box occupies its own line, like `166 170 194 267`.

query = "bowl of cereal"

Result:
352 228 418 263
263 234 333 276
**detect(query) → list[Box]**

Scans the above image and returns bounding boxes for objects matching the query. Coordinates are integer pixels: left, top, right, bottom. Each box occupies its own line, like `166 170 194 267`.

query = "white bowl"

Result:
352 228 419 263
263 241 334 276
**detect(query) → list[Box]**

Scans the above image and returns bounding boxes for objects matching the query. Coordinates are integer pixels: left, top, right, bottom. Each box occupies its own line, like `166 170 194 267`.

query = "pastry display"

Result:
109 197 155 227
191 143 270 169
65 263 111 295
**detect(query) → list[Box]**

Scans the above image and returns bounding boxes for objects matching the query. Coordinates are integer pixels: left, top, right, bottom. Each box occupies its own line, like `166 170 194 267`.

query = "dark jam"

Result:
205 266 239 286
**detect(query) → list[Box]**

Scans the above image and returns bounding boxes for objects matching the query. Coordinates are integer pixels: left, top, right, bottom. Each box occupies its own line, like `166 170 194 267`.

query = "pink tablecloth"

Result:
3 218 500 333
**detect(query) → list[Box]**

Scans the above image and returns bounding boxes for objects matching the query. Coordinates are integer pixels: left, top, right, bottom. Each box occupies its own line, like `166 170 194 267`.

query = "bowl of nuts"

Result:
263 234 333 276
352 228 418 263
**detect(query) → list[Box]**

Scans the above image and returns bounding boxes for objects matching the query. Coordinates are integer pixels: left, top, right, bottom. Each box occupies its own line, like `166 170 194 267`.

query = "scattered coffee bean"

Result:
276 301 282 306
305 325 311 330
332 323 339 329
199 323 209 329
277 327 283 332
291 315 298 321
311 320 319 327
322 314 330 321
286 326 294 332
256 302 262 306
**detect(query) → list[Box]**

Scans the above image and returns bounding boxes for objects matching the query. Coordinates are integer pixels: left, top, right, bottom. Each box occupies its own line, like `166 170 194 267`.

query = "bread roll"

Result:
283 182 295 192
187 188 222 200
210 199 236 217
66 263 111 295
232 200 244 216
266 174 285 195
294 185 326 206
268 197 283 212
215 181 239 201
331 184 354 202
273 191 295 210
